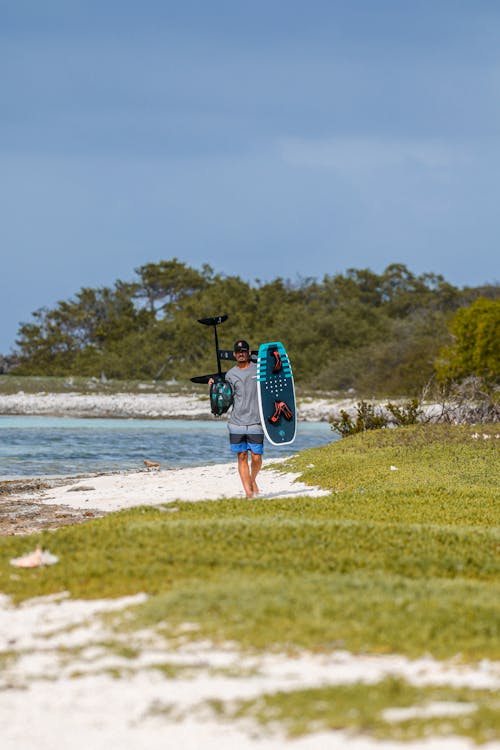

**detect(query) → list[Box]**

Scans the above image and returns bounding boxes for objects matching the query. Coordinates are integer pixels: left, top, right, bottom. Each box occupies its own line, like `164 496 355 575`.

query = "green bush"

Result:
330 399 423 437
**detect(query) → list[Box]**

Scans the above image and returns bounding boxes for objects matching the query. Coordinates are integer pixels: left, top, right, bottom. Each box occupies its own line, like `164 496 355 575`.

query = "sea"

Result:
0 416 338 479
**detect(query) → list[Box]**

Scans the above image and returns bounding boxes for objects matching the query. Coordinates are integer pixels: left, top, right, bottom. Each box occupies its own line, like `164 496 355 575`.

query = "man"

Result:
216 339 263 498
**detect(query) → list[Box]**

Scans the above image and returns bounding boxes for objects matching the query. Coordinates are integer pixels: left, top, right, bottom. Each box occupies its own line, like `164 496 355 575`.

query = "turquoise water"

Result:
0 416 337 478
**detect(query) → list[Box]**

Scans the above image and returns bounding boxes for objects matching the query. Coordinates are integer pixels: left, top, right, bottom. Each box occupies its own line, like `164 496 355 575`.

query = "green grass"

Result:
280 422 499 497
1 423 499 743
1 425 498 662
211 678 500 744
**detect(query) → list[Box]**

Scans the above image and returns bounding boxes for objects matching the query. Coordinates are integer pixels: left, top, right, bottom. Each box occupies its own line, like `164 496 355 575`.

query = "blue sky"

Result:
1 0 499 354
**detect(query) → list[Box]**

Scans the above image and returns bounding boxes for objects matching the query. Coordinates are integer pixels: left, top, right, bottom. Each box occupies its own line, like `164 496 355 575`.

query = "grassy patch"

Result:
214 678 500 744
0 425 498 663
281 423 499 498
0 650 17 670
128 571 500 659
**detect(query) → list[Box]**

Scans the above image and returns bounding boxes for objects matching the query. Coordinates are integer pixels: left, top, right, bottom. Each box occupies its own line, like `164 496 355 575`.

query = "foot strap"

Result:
272 349 283 373
268 400 293 424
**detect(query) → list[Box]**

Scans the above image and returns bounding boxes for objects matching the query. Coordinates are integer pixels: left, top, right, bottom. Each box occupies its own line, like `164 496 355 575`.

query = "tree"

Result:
436 298 500 384
11 260 498 394
14 282 148 375
134 259 211 316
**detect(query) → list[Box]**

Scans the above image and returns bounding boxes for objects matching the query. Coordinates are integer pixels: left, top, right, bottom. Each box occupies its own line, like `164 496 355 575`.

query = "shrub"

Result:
330 399 423 437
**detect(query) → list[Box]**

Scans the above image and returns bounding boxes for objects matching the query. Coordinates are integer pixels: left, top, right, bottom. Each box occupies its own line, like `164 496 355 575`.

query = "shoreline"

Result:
1 459 329 536
3 459 329 511
0 392 336 528
0 390 359 421
2 414 498 748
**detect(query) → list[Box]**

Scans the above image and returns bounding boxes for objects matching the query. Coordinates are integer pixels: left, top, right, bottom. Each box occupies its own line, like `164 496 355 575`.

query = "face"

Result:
234 349 250 363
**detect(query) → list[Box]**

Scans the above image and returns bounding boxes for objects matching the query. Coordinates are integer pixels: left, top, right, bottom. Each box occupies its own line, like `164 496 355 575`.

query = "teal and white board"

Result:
257 341 297 446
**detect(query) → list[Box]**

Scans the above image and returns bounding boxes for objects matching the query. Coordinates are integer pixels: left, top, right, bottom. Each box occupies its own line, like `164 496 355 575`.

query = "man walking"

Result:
224 339 263 498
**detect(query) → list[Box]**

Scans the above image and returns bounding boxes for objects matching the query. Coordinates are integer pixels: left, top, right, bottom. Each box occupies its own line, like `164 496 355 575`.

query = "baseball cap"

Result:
234 339 250 352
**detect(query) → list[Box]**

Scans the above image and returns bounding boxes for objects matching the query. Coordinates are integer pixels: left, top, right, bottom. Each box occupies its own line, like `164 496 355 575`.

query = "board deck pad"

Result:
257 341 296 445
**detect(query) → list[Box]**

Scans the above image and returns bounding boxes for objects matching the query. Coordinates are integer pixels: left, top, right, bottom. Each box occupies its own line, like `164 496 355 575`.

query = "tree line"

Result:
11 259 500 396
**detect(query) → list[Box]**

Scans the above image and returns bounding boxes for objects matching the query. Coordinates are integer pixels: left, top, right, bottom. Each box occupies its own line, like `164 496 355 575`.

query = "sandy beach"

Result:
1 392 498 749
7 459 329 513
0 458 330 538
0 388 341 530
3 471 499 750
0 389 359 421
1 588 499 750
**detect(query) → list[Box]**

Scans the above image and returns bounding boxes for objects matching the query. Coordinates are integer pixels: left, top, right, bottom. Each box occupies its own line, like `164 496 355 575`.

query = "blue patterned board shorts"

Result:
228 422 264 455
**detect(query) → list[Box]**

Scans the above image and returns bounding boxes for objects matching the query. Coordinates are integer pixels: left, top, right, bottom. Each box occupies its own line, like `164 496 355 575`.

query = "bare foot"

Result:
251 480 259 495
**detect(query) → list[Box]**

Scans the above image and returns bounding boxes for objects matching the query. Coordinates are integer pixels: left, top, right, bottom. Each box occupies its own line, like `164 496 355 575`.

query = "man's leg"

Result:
250 452 262 495
237 451 254 498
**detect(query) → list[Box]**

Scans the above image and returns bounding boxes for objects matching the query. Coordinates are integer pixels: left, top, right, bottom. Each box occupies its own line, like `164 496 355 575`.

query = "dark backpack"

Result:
209 376 234 416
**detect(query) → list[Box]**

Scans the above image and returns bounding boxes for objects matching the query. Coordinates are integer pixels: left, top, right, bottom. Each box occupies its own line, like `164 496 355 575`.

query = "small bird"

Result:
144 459 161 471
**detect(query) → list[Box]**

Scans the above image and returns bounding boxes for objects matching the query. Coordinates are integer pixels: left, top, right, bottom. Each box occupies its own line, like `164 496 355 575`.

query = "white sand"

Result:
0 391 210 419
3 467 500 749
14 459 328 512
2 393 498 748
0 390 359 421
1 592 499 750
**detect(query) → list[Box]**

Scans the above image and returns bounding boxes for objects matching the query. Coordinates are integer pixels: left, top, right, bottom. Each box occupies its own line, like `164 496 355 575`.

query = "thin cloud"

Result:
279 137 468 174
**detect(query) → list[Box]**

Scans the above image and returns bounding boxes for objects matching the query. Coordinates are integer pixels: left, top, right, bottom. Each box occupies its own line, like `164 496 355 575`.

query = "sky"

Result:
1 0 499 354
